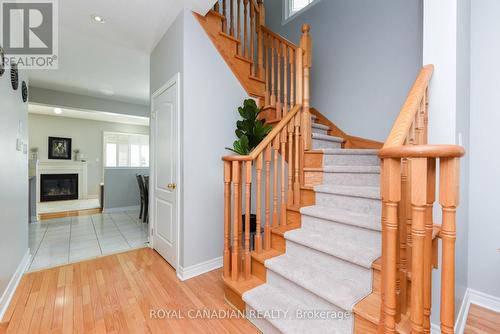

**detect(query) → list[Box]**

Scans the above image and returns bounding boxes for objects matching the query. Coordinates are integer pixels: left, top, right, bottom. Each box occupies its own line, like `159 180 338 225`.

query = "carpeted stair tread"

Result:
285 227 380 269
265 254 372 311
243 284 349 334
314 184 381 200
321 165 380 173
321 148 379 155
312 133 344 143
300 205 381 232
312 123 330 130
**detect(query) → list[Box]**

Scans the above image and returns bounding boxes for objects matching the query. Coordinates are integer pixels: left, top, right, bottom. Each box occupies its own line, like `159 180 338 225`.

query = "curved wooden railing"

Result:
378 65 465 334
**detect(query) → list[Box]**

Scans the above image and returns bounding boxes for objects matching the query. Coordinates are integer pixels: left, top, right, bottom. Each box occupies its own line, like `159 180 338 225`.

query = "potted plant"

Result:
226 99 272 155
73 149 80 161
227 99 272 249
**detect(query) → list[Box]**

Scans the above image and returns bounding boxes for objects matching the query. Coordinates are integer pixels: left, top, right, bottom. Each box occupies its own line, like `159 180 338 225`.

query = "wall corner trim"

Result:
0 249 32 320
176 257 223 281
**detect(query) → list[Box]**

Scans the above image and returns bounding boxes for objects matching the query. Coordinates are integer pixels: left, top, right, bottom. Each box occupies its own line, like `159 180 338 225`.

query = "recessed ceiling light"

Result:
54 107 63 114
91 14 105 23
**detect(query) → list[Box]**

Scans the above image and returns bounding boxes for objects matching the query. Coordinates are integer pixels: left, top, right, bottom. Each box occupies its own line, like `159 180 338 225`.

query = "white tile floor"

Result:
28 210 149 272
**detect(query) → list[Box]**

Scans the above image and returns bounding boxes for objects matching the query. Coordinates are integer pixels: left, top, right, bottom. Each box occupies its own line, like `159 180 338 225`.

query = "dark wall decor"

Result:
10 62 18 90
21 81 28 102
48 137 72 160
0 46 4 77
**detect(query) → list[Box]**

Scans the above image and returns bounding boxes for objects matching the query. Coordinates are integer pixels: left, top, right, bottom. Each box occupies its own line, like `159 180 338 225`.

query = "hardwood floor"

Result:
39 208 103 221
1 248 258 334
465 304 500 334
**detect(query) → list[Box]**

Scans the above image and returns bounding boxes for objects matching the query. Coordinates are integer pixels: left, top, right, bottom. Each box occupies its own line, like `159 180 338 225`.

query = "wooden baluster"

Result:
423 158 436 334
214 1 220 13
264 145 272 249
280 129 287 226
295 47 303 106
300 24 312 150
224 161 232 278
257 0 265 79
381 158 401 333
222 0 227 33
287 121 294 206
283 44 289 116
399 158 409 315
243 0 249 58
244 160 252 279
231 161 240 281
293 114 301 205
255 154 263 253
439 157 459 334
405 141 413 281
229 0 234 37
265 33 270 105
272 136 280 227
250 3 255 76
271 37 276 107
410 157 428 334
290 47 295 108
424 88 429 143
276 40 282 118
237 0 241 55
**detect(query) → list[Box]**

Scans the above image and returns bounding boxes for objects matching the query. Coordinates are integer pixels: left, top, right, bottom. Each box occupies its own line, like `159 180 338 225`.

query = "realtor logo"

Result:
0 0 58 69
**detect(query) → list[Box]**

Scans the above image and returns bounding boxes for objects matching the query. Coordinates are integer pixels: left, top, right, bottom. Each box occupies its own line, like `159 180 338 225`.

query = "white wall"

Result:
181 10 249 268
0 70 29 311
28 114 149 197
468 0 500 299
150 9 249 270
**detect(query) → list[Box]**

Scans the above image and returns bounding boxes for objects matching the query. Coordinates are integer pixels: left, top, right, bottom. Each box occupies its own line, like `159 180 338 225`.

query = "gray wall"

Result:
28 114 149 197
468 0 500 299
30 87 149 117
265 0 423 141
103 168 149 210
0 70 29 308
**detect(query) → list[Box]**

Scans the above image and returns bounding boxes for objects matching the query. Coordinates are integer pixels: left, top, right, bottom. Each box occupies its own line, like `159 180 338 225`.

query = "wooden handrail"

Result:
260 25 298 49
379 65 464 334
379 145 465 159
383 65 434 148
223 105 301 162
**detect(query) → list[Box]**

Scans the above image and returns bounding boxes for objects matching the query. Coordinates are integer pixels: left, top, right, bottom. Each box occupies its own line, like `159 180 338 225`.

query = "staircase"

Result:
199 1 465 333
243 119 382 333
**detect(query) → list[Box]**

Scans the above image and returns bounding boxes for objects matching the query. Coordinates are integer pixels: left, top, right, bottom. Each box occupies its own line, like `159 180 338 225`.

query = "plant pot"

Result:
241 214 257 233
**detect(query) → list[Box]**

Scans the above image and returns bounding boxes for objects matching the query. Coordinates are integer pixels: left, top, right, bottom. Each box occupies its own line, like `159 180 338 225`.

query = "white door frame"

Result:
149 72 182 272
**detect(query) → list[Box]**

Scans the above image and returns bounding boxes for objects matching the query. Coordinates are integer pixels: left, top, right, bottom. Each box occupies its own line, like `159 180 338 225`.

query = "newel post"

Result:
223 161 232 278
439 157 459 334
300 24 312 150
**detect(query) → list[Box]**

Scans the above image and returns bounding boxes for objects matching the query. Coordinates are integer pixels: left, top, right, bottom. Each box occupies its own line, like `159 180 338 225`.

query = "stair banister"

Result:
378 64 465 334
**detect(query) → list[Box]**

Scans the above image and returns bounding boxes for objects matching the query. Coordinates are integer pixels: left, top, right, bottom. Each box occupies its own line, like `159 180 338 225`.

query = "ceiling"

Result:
28 0 214 106
29 104 149 126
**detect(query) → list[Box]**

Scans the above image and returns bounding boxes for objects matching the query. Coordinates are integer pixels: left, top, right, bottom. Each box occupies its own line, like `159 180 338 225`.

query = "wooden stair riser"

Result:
304 151 323 169
304 169 323 187
300 187 315 206
354 314 378 334
224 286 246 312
251 257 267 281
271 231 286 252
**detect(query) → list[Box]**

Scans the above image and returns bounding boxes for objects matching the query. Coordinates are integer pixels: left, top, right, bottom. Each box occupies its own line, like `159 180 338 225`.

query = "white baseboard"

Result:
177 256 223 281
0 249 31 320
103 205 140 213
431 288 500 334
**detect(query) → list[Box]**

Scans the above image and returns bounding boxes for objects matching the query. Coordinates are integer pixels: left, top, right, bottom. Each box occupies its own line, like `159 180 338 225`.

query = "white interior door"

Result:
151 75 179 269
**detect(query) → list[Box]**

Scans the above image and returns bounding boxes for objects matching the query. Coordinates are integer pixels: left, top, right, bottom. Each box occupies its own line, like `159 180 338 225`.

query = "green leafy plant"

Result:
226 99 272 155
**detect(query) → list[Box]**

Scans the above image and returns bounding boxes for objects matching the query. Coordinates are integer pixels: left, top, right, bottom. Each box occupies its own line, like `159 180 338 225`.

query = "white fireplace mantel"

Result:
36 161 88 203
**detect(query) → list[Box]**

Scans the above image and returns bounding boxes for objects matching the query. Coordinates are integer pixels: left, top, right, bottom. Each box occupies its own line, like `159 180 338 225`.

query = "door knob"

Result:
167 183 177 190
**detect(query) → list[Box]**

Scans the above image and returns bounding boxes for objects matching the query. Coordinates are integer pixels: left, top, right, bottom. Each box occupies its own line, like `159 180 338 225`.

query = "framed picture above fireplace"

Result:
48 137 72 160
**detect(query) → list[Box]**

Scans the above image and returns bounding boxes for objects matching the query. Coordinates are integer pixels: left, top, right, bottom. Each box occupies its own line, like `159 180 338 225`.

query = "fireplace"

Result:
40 174 79 202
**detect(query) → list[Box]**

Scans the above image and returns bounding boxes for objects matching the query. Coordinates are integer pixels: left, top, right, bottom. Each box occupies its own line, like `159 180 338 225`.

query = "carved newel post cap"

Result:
302 24 311 34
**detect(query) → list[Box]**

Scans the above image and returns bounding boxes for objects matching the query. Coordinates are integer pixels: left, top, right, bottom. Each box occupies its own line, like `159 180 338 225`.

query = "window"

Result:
103 132 149 167
284 0 319 23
